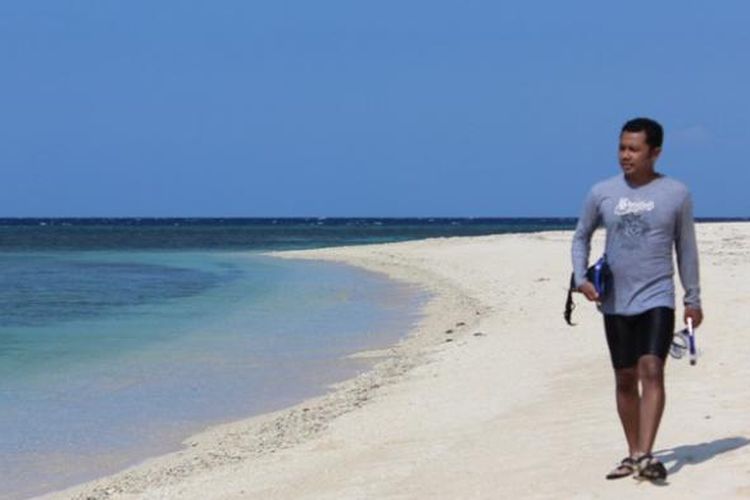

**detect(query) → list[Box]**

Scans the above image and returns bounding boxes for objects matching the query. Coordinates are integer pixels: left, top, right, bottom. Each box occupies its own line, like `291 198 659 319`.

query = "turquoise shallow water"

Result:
0 250 423 499
0 218 588 498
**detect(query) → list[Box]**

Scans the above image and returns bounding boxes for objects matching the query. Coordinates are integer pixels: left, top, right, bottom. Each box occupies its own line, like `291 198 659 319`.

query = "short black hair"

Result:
621 117 664 149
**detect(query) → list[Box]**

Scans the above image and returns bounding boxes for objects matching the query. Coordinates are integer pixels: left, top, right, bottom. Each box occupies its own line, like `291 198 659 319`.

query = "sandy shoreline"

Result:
41 223 750 499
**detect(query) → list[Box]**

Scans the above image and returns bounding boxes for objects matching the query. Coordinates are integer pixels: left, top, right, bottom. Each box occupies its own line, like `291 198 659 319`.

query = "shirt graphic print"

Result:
613 197 655 250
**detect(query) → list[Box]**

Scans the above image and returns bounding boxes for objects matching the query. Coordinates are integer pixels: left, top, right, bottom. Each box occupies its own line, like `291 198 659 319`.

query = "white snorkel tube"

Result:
687 317 697 366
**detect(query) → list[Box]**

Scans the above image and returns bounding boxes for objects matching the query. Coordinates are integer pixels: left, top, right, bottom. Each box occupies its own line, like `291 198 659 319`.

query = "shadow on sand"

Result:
655 436 750 476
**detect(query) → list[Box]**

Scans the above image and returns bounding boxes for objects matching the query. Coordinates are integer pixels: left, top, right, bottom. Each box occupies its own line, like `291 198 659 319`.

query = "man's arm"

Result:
675 192 703 327
571 188 601 300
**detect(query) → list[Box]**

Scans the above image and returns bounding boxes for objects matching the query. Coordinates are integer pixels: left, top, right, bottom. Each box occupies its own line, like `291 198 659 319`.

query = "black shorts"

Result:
603 307 675 369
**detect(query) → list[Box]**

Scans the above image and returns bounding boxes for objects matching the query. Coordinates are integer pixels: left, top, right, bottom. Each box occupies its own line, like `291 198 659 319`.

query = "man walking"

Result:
571 117 703 481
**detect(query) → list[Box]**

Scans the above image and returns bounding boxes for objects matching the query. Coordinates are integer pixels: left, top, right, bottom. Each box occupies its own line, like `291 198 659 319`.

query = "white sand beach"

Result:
42 222 750 499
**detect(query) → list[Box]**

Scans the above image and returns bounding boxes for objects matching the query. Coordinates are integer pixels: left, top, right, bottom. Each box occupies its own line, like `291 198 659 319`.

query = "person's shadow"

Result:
655 436 750 476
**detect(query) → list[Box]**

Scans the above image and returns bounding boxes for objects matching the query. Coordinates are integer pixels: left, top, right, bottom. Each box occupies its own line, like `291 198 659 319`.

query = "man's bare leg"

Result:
614 367 640 456
637 354 666 454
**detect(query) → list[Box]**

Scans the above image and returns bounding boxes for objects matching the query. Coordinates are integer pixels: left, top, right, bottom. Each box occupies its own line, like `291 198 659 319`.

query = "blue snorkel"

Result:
687 317 697 365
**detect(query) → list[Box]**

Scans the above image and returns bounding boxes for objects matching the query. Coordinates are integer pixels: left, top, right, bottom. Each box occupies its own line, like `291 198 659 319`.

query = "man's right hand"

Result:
577 281 600 302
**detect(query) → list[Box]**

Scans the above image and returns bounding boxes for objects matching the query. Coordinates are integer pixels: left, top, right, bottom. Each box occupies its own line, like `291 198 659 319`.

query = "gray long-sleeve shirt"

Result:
571 174 701 315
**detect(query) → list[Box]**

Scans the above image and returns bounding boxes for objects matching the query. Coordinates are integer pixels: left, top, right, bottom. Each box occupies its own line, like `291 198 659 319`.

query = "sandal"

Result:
635 454 668 482
605 456 637 480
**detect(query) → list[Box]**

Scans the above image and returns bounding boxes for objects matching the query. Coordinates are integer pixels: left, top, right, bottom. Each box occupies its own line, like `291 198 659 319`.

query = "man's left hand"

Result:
684 307 703 329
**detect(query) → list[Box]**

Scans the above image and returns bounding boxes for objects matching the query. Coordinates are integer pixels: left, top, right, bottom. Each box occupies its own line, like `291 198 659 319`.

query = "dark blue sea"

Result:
0 218 576 498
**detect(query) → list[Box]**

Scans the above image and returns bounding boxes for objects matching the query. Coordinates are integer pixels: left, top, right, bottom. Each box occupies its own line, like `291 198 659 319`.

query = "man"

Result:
571 117 703 481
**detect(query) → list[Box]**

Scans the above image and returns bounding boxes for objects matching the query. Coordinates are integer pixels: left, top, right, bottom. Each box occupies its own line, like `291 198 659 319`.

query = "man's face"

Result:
618 131 660 178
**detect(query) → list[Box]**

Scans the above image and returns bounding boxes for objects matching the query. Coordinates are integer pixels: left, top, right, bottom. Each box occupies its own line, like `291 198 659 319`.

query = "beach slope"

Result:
44 223 750 499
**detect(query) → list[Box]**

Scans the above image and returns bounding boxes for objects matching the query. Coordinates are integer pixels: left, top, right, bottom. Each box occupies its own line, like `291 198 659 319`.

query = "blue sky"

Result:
2 1 748 217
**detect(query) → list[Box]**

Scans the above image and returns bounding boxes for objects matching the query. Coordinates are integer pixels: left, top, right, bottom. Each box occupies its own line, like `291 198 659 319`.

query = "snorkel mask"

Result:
586 254 611 296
